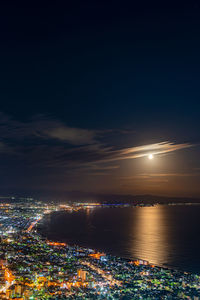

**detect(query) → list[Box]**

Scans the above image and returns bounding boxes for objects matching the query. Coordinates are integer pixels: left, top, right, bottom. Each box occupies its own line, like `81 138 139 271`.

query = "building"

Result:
77 269 87 281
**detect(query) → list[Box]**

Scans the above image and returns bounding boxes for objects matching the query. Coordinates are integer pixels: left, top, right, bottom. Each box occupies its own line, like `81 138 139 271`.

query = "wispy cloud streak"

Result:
0 113 194 171
100 142 193 163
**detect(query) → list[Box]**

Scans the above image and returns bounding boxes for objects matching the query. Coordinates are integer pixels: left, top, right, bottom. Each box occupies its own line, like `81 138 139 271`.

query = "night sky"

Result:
0 1 200 199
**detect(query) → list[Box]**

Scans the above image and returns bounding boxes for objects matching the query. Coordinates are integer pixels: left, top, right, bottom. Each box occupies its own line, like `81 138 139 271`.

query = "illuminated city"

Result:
0 198 199 299
0 1 200 298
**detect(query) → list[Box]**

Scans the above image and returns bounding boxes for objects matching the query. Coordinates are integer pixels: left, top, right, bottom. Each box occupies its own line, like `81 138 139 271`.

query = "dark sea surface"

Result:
38 205 200 273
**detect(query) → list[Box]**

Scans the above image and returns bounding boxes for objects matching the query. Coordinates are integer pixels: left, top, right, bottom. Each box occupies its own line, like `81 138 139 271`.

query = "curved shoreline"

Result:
36 209 199 275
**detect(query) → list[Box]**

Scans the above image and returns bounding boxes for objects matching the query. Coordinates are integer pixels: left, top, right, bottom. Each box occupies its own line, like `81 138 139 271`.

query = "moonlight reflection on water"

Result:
39 205 200 273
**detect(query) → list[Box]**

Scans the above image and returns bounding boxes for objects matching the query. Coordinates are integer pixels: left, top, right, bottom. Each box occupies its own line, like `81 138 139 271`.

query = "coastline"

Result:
36 207 200 275
2 201 198 299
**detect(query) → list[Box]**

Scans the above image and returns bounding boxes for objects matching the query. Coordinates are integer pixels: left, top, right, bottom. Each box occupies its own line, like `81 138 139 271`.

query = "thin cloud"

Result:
0 113 194 171
121 172 200 184
116 142 193 160
31 141 193 169
90 165 120 170
84 141 193 165
43 126 95 145
147 172 199 177
123 172 200 179
0 113 96 146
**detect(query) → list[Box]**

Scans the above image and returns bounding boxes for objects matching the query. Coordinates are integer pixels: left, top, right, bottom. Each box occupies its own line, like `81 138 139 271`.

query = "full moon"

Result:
148 154 154 160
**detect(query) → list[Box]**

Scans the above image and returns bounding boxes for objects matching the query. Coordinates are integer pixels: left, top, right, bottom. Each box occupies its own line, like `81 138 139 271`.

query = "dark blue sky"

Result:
0 1 199 198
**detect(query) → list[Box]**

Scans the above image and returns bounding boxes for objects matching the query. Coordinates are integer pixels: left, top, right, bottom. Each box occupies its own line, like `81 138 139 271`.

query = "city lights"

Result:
0 199 199 299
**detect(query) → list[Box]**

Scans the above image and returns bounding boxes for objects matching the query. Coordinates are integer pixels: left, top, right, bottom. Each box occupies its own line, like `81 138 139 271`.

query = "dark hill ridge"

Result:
65 192 200 205
0 193 199 205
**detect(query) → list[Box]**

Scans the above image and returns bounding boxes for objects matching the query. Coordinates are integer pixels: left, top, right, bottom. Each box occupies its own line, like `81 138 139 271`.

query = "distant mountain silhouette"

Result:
0 191 199 205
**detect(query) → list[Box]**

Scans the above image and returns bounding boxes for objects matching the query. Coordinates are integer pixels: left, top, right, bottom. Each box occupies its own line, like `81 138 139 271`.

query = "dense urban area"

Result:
0 198 199 299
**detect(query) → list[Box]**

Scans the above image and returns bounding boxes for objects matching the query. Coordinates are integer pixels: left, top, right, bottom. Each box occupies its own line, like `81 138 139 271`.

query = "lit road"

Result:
81 261 121 286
